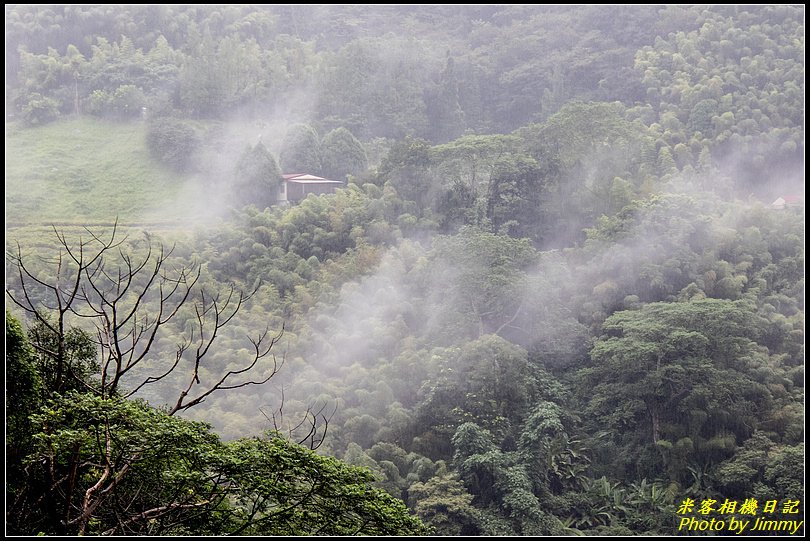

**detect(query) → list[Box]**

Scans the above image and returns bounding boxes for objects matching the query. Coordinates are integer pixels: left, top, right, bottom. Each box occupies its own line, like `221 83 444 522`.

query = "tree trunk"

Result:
74 76 80 116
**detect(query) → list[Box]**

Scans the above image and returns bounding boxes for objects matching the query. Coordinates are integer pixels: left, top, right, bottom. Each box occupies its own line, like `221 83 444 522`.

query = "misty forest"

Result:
5 5 805 536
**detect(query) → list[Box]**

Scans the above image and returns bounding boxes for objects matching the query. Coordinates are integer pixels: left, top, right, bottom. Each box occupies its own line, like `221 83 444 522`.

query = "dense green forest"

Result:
5 4 805 536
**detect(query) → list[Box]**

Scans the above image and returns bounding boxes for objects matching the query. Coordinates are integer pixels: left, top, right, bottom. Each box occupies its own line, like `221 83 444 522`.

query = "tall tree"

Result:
234 141 283 208
280 123 322 174
426 56 466 143
581 299 773 483
485 153 551 241
320 127 367 181
377 137 434 214
427 227 538 340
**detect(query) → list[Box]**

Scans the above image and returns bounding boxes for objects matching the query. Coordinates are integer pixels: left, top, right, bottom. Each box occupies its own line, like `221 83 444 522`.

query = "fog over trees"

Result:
5 5 804 536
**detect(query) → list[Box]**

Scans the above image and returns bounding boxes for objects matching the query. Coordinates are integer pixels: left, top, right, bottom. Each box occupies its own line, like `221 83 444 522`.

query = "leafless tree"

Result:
8 222 281 403
6 223 284 535
259 387 337 450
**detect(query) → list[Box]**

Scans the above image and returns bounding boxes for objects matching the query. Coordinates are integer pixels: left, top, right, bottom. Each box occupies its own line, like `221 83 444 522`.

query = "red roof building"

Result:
279 174 344 203
770 194 804 209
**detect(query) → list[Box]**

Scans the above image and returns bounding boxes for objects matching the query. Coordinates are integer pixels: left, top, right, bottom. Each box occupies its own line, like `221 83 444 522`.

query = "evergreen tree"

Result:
426 56 466 143
280 123 322 174
235 141 283 208
320 127 367 181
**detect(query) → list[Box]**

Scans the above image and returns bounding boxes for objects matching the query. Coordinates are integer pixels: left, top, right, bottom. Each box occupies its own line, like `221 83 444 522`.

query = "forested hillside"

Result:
5 5 804 536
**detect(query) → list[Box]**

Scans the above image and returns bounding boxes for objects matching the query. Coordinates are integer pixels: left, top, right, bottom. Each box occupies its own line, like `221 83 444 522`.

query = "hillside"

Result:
5 117 197 227
4 4 805 537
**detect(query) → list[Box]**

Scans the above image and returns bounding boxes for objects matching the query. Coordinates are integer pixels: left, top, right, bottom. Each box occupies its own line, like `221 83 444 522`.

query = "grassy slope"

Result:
5 117 194 227
4 117 220 253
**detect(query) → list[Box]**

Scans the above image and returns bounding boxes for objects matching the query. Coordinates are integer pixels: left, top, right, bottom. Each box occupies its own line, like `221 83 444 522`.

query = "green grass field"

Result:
5 117 213 246
5 117 192 224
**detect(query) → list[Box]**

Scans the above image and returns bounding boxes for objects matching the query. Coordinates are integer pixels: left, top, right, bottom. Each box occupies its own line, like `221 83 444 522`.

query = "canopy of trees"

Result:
6 4 804 536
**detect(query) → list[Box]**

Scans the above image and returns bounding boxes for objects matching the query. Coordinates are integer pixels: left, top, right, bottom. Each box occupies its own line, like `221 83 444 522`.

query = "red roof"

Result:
783 194 804 204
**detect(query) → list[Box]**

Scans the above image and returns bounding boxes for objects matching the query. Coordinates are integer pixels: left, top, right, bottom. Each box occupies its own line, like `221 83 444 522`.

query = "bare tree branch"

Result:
260 390 335 450
170 324 284 415
7 224 287 535
100 500 210 536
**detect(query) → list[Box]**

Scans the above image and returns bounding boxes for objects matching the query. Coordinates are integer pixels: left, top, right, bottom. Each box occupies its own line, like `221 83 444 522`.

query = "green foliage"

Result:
21 93 61 125
715 432 805 505
526 102 643 170
427 228 537 339
27 318 98 397
218 437 427 535
425 57 466 143
377 137 435 214
5 312 42 424
431 134 521 232
318 35 432 139
146 117 200 172
581 299 776 484
409 472 482 535
435 180 476 232
6 312 43 492
687 98 718 136
486 153 552 240
517 101 649 245
657 146 676 176
87 84 146 119
562 476 674 533
320 127 368 181
415 336 536 447
9 390 426 536
16 392 220 535
280 124 322 174
5 6 805 537
234 142 282 208
635 5 804 194
451 423 564 535
518 401 590 493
